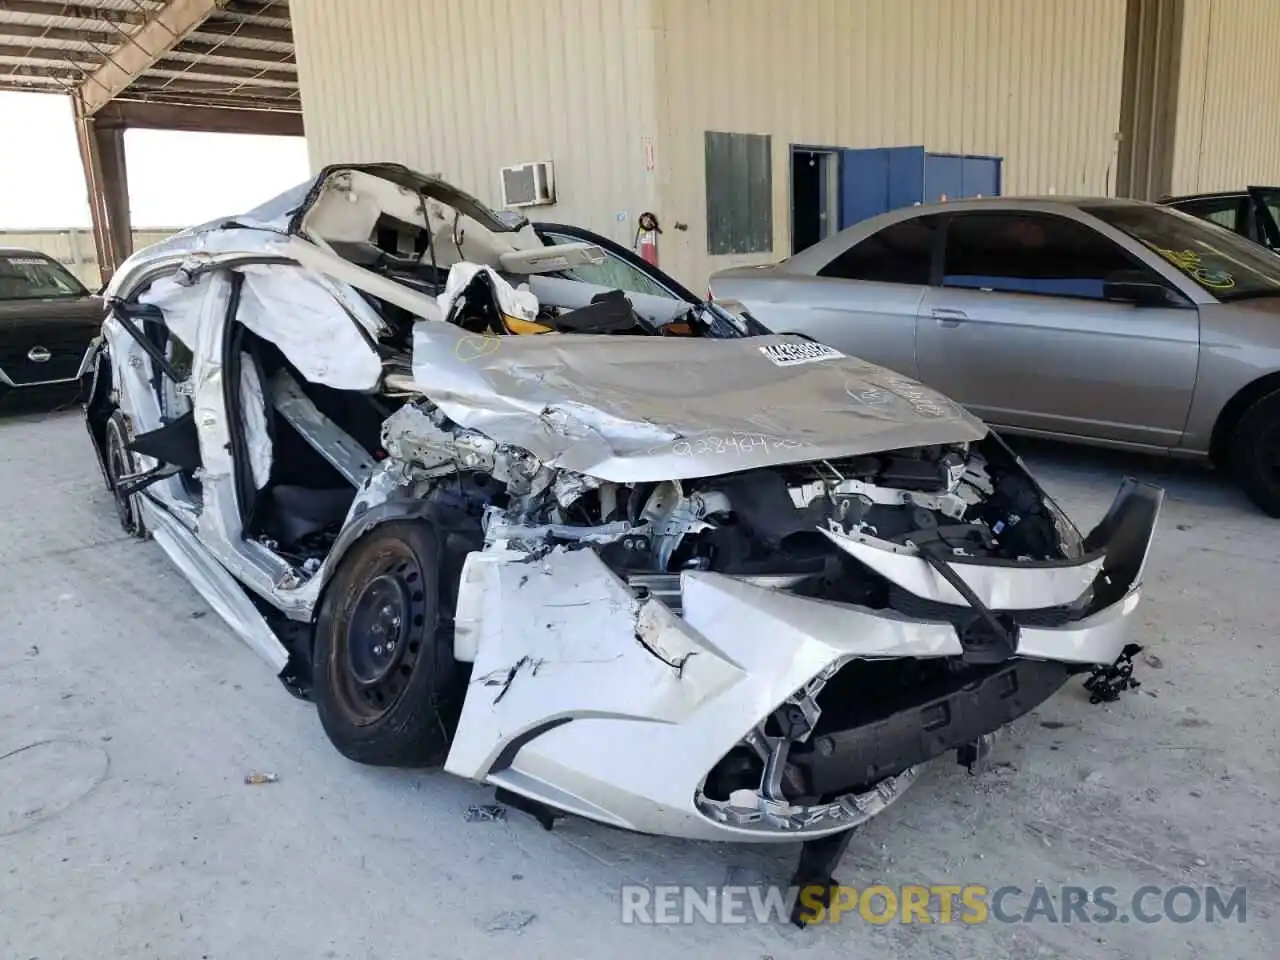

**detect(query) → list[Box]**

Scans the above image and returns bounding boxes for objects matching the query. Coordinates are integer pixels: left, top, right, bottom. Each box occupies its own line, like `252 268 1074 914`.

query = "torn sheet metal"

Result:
106 165 512 304
380 402 459 473
291 163 515 237
410 322 987 483
141 498 289 672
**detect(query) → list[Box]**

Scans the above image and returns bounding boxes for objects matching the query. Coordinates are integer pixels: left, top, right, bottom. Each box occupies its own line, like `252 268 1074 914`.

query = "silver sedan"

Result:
711 198 1280 514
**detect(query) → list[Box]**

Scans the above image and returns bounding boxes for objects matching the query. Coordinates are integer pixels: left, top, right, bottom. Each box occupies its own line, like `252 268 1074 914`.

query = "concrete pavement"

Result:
1 411 1276 959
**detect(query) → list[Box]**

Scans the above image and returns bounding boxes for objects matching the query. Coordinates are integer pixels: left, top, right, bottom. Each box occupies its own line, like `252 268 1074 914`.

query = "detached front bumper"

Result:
446 480 1162 842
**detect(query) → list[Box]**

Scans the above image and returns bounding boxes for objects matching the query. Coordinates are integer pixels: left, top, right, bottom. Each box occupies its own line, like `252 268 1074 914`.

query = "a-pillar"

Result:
73 104 133 286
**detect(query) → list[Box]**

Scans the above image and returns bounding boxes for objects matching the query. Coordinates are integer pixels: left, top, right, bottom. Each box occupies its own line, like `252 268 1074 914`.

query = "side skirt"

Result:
141 497 291 673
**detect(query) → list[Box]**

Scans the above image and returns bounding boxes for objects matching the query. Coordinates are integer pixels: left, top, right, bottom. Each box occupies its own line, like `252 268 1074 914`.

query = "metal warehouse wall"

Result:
2 229 177 289
290 0 1130 289
290 0 660 249
655 0 1129 287
1171 0 1280 194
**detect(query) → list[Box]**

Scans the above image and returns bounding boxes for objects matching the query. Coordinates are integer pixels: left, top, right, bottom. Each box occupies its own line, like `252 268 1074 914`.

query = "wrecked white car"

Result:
82 163 1162 880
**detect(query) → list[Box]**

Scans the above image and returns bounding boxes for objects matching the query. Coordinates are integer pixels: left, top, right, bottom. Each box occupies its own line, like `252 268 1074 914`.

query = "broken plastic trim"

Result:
915 539 1020 663
695 662 917 833
698 765 918 833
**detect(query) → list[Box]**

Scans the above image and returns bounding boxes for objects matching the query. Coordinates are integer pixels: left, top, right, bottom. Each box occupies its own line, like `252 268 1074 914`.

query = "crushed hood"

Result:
409 324 987 482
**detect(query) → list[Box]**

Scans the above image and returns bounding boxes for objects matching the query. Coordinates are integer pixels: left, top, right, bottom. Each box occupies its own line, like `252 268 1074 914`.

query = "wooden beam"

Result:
0 1 149 25
95 98 303 135
74 0 230 117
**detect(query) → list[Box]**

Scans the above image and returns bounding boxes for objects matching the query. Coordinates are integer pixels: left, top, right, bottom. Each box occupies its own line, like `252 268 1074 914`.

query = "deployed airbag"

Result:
236 264 382 390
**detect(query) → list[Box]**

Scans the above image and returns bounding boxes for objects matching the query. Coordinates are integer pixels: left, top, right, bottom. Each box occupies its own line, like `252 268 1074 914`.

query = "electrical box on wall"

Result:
500 161 555 207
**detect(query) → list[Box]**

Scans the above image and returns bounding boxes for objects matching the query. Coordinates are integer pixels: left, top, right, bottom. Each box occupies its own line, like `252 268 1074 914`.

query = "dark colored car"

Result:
1162 186 1280 251
0 248 102 410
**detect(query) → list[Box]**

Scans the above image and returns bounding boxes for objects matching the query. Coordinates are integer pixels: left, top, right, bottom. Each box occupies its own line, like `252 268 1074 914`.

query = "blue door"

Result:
838 146 926 228
924 154 1002 202
961 155 1001 197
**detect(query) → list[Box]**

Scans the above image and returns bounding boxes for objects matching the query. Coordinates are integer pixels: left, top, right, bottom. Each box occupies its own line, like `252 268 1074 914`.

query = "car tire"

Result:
103 410 146 537
1230 389 1280 516
313 520 460 767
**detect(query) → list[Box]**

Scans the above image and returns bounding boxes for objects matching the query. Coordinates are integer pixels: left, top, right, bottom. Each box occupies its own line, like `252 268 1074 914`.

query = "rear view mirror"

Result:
1103 270 1177 307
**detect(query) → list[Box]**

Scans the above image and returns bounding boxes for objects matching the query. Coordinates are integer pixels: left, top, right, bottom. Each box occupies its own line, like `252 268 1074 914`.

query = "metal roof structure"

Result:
0 0 303 281
0 0 299 129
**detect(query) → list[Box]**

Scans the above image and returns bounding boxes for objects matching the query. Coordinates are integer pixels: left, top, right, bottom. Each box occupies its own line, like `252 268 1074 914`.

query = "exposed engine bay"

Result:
383 401 1076 601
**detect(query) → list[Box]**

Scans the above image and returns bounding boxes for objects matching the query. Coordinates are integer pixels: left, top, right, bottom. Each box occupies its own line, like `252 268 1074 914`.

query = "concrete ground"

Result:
1 410 1276 960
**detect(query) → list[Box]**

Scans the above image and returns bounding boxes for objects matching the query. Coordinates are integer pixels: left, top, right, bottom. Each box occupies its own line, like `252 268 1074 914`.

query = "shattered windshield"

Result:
1086 204 1280 301
0 254 87 300
534 226 765 339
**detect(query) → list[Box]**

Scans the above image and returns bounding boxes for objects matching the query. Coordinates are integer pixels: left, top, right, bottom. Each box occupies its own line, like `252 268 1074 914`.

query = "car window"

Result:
818 215 940 284
1248 188 1280 245
942 211 1149 300
1085 203 1280 301
540 231 673 299
1170 197 1242 232
1262 202 1280 237
0 254 87 300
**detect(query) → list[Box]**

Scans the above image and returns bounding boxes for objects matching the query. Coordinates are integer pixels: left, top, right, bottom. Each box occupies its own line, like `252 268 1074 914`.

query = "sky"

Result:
0 91 311 230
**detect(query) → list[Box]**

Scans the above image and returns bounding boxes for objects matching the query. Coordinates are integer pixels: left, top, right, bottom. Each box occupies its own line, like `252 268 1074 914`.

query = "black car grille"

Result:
0 326 93 385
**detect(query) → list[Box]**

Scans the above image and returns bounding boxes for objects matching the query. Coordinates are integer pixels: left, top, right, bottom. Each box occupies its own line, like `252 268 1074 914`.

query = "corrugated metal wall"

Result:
655 0 1129 286
1 229 177 288
291 0 1132 287
1171 0 1280 194
291 0 660 249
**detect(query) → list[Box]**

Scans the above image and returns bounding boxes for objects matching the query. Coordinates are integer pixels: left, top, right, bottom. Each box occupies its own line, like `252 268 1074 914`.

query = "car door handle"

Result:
930 308 969 326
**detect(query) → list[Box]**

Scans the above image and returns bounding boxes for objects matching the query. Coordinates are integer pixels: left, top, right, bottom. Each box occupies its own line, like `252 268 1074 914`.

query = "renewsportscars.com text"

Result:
620 884 1247 926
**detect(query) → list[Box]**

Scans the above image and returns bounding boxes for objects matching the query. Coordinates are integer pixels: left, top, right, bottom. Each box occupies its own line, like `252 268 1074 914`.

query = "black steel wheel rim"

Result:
335 549 429 724
347 574 411 685
107 429 136 530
